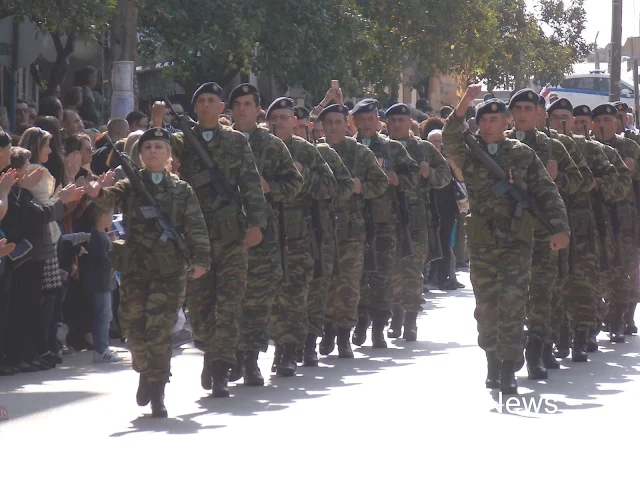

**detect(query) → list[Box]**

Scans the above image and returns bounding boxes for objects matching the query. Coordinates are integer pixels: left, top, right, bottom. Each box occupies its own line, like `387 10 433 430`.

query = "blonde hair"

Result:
18 127 52 165
124 130 144 167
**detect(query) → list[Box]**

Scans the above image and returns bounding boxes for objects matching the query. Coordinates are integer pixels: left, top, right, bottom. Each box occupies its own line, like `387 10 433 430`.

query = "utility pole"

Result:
594 32 600 70
109 0 138 117
610 0 623 101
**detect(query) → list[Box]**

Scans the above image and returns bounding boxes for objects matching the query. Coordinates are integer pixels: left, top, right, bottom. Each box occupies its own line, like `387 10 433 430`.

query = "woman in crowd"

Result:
35 116 67 189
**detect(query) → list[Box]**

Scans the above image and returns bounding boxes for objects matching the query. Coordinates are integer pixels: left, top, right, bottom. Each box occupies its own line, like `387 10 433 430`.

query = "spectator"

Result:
92 118 129 175
440 105 454 118
0 107 9 131
416 97 430 113
126 111 148 132
74 66 100 127
38 96 64 123
27 104 37 127
163 103 183 132
35 116 66 188
421 117 444 140
62 110 85 138
64 87 84 112
84 128 100 148
15 99 29 128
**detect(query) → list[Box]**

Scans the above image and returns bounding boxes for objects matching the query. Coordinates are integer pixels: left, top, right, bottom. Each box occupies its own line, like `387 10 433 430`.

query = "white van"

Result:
540 71 635 109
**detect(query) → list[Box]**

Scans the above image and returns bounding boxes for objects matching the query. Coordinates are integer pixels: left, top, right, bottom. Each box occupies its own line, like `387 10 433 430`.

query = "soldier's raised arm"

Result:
442 84 481 170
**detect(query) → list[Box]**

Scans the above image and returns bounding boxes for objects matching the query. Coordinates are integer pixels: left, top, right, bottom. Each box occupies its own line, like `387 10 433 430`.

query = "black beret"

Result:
293 106 310 120
547 98 574 115
137 127 171 151
592 103 617 118
573 105 592 118
318 103 349 121
192 82 223 104
509 88 539 109
384 103 411 118
475 98 507 123
613 101 629 113
351 98 379 116
228 83 259 106
266 97 294 118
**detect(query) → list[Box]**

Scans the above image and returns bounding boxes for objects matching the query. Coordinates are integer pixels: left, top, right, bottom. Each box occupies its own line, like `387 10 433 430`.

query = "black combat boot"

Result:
485 351 500 389
276 344 297 377
525 335 548 380
499 360 518 395
243 351 264 386
387 306 404 339
319 323 336 355
295 348 303 364
609 307 626 343
402 311 418 342
371 322 387 348
542 342 560 369
586 328 599 352
229 350 245 382
336 328 354 358
571 330 588 362
303 334 319 367
201 355 212 390
137 373 151 406
149 382 168 418
272 344 282 372
624 303 638 335
352 310 370 346
554 325 570 358
212 360 231 397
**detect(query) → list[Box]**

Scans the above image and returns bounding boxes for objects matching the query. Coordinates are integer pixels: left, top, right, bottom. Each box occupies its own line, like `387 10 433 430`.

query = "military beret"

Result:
351 98 379 116
547 98 574 115
137 127 171 151
294 106 310 120
228 83 260 106
318 103 349 121
266 97 294 118
475 98 507 123
613 101 629 113
573 105 592 118
384 103 411 118
508 88 539 109
192 82 223 104
592 103 617 118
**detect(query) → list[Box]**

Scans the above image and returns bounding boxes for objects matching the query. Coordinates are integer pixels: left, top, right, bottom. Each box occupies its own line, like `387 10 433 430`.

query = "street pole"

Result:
609 0 623 101
8 16 18 131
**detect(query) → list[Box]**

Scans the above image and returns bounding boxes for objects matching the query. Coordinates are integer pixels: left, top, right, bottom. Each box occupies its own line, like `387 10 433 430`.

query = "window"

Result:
560 78 579 89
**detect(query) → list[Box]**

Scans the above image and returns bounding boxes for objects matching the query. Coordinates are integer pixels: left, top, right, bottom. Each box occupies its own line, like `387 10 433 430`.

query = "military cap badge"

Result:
154 128 163 136
528 92 534 100
280 100 286 106
491 103 498 111
242 86 249 93
583 107 588 113
401 106 407 113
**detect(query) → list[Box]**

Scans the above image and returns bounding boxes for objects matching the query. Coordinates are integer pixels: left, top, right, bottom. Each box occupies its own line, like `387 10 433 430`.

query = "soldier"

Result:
318 103 389 358
229 84 303 385
351 99 420 348
506 88 582 381
613 101 640 146
150 83 267 398
384 103 451 340
443 85 570 395
265 97 336 375
293 106 311 139
591 103 640 343
86 127 210 417
547 98 620 361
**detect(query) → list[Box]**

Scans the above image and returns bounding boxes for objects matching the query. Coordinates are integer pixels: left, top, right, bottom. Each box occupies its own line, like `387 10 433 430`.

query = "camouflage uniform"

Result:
505 129 582 347
240 126 303 352
444 114 569 363
355 132 419 339
306 143 354 338
269 135 335 347
390 135 451 326
95 170 210 383
170 124 267 368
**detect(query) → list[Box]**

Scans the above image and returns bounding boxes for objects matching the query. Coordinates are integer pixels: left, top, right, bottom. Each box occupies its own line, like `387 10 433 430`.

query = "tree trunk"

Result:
46 33 74 97
107 0 139 108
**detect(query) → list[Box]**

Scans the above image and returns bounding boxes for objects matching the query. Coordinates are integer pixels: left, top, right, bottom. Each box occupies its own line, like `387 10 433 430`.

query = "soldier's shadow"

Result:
110 414 225 437
189 340 471 419
487 334 640 416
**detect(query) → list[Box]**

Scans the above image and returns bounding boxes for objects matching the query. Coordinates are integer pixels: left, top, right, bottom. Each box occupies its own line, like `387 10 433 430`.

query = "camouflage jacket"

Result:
601 134 640 218
596 142 632 203
95 169 210 275
355 132 419 224
571 135 621 203
443 113 569 246
550 130 594 195
170 124 267 234
316 143 354 205
284 135 336 207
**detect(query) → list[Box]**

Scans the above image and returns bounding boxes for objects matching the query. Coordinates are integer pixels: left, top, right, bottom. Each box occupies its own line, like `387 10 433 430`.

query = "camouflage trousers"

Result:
240 231 283 352
306 233 336 337
604 223 638 307
358 223 397 324
327 237 365 329
391 228 428 312
120 269 187 383
187 239 247 366
526 237 559 343
469 242 532 362
269 236 314 347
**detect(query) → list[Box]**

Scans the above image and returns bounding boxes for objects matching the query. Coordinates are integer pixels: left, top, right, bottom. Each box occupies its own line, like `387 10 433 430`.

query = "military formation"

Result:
91 77 640 417
443 84 639 395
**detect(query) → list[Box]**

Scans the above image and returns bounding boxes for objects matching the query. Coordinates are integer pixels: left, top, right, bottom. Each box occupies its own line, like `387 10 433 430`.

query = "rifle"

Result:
357 129 378 270
426 188 443 261
599 125 623 266
105 135 191 266
303 126 325 279
163 98 237 204
397 190 414 257
547 119 567 279
560 120 577 275
583 125 609 271
272 124 289 283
